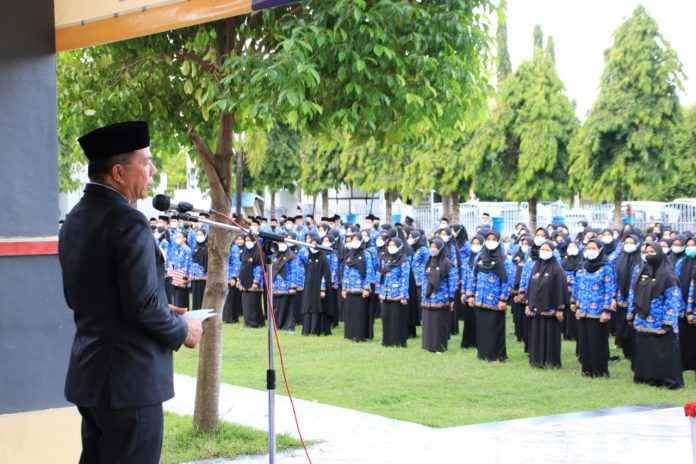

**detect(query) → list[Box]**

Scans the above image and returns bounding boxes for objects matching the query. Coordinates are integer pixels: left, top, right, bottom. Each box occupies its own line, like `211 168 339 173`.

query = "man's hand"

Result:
169 304 187 315
184 319 202 348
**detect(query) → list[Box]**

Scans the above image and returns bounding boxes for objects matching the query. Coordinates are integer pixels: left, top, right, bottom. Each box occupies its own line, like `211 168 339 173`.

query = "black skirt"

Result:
292 290 304 326
273 294 296 331
577 317 609 377
528 315 562 368
241 291 265 328
679 319 696 371
191 280 206 310
164 276 173 304
370 284 380 319
302 311 332 336
381 301 409 347
633 331 683 389
476 308 507 362
563 307 578 340
343 293 373 341
406 276 420 338
337 286 345 322
421 306 450 353
460 303 477 349
512 300 524 342
172 286 189 310
521 311 531 353
615 307 633 359
451 289 463 335
222 284 241 323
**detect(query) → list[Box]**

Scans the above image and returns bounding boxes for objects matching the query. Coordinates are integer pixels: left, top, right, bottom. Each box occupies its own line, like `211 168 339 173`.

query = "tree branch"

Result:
187 124 226 201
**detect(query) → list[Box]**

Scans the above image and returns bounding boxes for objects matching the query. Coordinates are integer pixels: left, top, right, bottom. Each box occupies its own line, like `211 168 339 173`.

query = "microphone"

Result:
152 194 215 215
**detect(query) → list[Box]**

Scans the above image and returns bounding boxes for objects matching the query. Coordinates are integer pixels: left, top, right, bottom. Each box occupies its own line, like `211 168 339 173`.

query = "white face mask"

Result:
339 229 346 236
539 250 553 261
521 245 530 254
485 240 499 250
602 235 613 245
310 247 319 254
250 226 259 233
429 248 441 257
533 236 545 247
318 231 326 238
278 243 287 252
641 254 648 262
471 244 483 254
196 235 206 243
245 241 255 250
567 248 579 256
672 246 684 254
623 243 638 254
440 235 451 243
387 246 399 255
584 249 599 260
153 232 161 239
376 238 385 248
407 238 417 246
175 238 184 245
347 240 361 249
662 247 669 254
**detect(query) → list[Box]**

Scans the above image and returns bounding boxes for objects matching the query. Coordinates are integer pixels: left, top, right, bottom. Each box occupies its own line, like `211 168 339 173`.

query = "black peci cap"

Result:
78 121 150 160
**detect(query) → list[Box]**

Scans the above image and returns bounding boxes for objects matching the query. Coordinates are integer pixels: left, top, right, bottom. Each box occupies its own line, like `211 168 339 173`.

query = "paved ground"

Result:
164 374 694 464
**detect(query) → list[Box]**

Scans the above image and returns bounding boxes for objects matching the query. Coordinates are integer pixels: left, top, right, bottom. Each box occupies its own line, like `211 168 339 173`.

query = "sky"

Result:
504 0 696 120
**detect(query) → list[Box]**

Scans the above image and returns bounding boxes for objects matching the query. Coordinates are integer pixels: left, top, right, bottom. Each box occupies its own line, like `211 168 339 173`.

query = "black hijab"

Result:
452 224 469 250
272 242 297 281
562 242 583 273
582 238 607 273
527 241 570 312
382 238 406 274
672 234 687 263
601 228 618 255
192 230 209 272
632 242 678 318
530 228 549 261
615 235 642 298
476 230 507 282
425 237 453 296
679 240 696 303
409 230 428 250
396 226 414 257
344 225 367 278
240 234 262 288
436 226 454 260
468 235 485 268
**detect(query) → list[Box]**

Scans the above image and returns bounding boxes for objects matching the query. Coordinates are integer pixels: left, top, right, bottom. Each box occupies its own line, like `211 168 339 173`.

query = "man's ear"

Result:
110 163 126 184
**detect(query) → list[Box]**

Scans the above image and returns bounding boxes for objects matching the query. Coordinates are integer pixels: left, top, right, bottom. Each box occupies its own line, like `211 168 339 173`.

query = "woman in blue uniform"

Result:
461 234 485 348
238 234 265 328
378 237 411 347
467 230 514 362
572 238 615 377
290 232 308 327
510 234 531 343
451 224 470 336
190 228 208 310
168 231 192 310
421 237 457 352
525 241 568 368
302 233 336 336
614 234 642 358
223 235 243 323
675 236 696 372
271 240 298 331
628 242 684 388
342 225 376 341
562 240 582 341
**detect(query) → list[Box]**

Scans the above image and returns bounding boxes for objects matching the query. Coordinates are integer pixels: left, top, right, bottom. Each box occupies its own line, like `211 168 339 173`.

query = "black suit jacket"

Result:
59 183 188 409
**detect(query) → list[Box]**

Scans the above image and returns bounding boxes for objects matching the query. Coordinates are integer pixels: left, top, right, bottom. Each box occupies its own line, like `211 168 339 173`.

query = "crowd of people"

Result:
149 210 695 389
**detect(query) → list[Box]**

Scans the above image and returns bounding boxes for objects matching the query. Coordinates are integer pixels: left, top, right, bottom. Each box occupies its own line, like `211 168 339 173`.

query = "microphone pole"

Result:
170 211 327 464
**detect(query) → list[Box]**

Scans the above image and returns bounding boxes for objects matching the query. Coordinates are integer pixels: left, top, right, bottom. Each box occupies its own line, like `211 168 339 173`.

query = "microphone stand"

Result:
171 212 329 464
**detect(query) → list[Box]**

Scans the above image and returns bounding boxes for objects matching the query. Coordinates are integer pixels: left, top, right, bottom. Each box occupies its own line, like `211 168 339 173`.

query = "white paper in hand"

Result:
184 309 216 321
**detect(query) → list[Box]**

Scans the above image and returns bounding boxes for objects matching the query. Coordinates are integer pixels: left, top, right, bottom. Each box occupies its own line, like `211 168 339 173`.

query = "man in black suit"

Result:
59 121 203 463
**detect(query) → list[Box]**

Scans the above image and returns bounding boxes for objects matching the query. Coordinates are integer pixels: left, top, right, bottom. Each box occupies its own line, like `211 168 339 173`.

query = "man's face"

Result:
270 221 277 229
117 148 155 201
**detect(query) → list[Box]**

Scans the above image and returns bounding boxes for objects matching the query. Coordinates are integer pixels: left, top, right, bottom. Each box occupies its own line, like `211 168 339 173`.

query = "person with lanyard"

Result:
168 231 192 310
271 238 299 331
525 241 569 369
562 240 582 342
511 234 531 343
614 234 642 359
461 234 485 349
421 237 458 353
301 233 337 336
237 233 265 328
467 230 514 362
572 237 616 378
342 225 376 342
59 121 201 463
676 235 696 372
190 228 208 310
627 242 684 389
377 237 411 347
322 232 341 327
223 235 244 324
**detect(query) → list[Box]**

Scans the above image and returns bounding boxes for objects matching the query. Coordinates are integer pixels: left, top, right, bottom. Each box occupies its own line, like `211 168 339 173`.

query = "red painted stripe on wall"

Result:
0 237 59 256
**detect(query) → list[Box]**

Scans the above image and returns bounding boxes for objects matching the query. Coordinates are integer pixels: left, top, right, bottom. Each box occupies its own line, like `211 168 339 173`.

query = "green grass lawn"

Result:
161 412 301 464
175 316 696 428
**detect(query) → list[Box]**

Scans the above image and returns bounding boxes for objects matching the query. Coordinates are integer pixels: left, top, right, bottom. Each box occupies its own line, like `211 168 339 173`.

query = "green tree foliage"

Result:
247 125 301 205
496 0 512 82
569 5 684 224
467 27 578 228
666 104 696 198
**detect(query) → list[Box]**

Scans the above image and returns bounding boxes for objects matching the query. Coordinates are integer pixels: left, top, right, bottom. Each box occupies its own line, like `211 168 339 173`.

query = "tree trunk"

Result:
451 192 460 224
385 191 393 223
235 149 244 216
614 191 623 230
529 196 537 232
322 190 329 218
312 194 317 216
187 116 235 434
270 190 276 218
442 193 452 220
